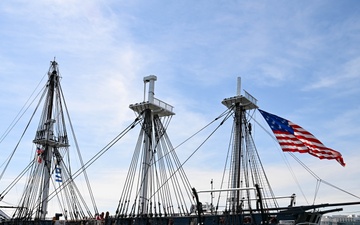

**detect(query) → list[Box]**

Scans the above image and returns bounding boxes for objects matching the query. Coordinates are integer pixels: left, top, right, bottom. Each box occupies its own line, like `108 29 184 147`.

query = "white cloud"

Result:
304 57 360 96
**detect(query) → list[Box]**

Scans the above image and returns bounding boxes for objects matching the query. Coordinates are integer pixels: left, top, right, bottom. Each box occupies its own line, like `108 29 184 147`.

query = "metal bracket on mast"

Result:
222 77 258 110
129 75 175 117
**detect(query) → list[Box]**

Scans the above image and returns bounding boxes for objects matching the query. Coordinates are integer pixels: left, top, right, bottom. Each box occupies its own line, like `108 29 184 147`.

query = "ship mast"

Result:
116 75 195 218
139 75 158 212
33 61 62 219
131 75 176 214
11 60 96 220
221 77 259 213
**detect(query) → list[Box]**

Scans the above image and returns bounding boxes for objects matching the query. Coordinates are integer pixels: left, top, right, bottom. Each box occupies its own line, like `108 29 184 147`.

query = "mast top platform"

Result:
129 75 175 117
222 77 258 110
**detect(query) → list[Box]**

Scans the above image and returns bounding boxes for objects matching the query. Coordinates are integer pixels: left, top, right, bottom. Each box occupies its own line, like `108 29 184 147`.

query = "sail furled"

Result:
259 109 345 167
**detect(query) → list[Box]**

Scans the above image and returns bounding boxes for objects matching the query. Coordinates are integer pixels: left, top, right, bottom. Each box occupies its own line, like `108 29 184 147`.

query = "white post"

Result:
143 75 157 103
237 77 241 96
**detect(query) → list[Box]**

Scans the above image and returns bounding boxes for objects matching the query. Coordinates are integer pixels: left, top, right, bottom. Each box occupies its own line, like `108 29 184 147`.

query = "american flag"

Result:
259 109 345 167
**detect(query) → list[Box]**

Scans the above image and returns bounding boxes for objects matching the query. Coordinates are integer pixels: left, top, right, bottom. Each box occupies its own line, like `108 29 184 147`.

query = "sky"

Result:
0 0 360 219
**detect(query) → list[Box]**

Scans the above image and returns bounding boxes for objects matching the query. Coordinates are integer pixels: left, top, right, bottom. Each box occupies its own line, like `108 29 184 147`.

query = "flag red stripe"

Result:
273 126 345 166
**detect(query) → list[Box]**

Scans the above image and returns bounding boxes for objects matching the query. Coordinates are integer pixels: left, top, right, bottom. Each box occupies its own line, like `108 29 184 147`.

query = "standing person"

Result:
96 212 105 225
105 211 110 225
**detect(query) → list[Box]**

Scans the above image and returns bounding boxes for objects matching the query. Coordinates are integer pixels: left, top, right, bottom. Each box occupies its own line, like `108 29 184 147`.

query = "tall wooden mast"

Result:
222 78 259 213
12 60 95 220
32 60 69 219
116 75 195 218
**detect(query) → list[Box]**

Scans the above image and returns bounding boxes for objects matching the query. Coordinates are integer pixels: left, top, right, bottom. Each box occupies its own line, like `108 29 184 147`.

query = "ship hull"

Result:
0 210 321 225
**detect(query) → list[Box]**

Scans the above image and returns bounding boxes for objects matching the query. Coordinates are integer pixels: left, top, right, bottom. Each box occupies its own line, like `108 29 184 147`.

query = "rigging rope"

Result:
148 107 234 200
217 114 234 211
40 114 143 207
59 82 98 215
0 73 47 144
153 107 234 165
0 161 35 199
0 85 46 184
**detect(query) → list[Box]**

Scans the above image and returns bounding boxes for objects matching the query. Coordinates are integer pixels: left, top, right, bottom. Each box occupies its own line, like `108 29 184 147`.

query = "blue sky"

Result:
0 0 360 217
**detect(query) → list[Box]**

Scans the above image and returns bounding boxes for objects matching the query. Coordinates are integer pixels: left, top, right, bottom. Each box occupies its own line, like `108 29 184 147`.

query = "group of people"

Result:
95 211 110 224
